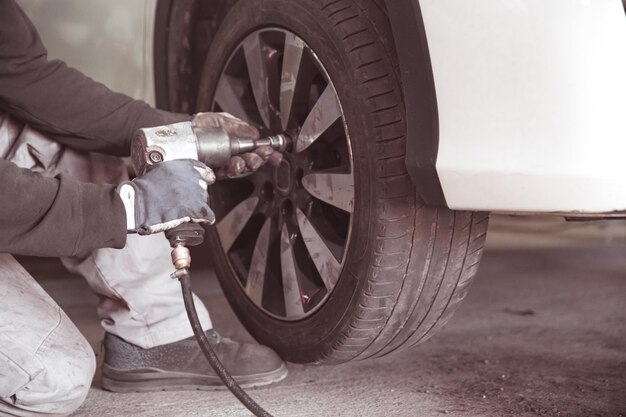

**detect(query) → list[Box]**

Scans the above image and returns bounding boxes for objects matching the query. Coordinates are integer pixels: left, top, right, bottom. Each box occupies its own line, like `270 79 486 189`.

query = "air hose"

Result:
175 267 274 417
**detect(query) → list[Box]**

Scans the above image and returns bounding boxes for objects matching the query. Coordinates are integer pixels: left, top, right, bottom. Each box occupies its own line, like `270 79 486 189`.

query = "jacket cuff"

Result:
75 180 128 254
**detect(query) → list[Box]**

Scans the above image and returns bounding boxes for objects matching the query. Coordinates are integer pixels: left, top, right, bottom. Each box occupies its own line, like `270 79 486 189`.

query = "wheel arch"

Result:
383 0 447 207
154 0 236 112
153 0 175 110
154 0 449 206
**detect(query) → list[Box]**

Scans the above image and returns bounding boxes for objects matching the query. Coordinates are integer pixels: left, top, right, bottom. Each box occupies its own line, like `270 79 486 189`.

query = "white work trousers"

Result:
0 114 212 416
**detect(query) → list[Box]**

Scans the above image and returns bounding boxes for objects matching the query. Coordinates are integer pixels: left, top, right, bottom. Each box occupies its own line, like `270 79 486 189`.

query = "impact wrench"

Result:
132 121 290 417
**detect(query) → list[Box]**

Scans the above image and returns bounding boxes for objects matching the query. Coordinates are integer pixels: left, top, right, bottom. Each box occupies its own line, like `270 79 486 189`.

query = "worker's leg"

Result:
1 114 285 392
0 254 95 417
1 114 212 349
61 234 212 348
55 149 213 348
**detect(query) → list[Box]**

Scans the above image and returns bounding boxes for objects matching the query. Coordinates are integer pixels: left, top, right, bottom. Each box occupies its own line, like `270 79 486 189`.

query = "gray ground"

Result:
29 244 626 417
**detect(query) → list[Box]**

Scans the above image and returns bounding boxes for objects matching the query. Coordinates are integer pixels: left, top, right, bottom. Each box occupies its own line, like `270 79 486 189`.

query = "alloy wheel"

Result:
209 28 354 321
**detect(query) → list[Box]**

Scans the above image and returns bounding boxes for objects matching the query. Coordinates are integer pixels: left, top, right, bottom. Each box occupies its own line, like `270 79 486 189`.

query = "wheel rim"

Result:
209 28 354 321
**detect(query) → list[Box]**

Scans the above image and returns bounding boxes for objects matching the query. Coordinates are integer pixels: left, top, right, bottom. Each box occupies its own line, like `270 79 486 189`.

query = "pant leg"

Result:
0 254 95 417
1 113 212 349
61 235 212 348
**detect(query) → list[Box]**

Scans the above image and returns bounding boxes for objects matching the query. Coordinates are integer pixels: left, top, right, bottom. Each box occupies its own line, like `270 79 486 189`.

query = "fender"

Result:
387 0 626 215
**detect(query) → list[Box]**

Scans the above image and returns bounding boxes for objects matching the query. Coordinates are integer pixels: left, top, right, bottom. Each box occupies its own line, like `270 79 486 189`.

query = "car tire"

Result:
196 0 489 364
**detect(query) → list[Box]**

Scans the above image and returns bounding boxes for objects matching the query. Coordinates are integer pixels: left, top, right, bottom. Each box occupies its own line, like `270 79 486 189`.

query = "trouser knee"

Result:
0 319 96 417
35 345 96 416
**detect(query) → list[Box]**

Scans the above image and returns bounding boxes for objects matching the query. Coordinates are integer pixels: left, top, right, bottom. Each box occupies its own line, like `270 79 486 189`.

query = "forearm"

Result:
0 160 127 257
0 0 191 156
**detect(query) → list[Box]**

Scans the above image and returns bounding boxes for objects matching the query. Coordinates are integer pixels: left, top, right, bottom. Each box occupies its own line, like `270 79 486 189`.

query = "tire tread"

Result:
316 0 488 363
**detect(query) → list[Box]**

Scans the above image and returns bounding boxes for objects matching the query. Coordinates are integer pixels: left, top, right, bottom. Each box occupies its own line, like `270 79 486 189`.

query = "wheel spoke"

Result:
280 224 305 317
302 173 354 213
215 75 250 122
243 33 272 127
280 34 305 131
245 218 272 305
295 84 342 153
296 208 341 290
215 196 259 252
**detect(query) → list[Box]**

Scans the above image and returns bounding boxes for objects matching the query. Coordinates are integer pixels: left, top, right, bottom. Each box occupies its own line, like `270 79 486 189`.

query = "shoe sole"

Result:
101 363 288 393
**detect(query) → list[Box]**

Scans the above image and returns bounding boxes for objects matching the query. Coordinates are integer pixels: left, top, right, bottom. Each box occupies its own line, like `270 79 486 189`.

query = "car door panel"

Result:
17 0 158 105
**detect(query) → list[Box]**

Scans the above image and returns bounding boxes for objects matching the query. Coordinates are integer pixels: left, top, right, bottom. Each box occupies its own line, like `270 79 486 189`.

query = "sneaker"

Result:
101 331 288 392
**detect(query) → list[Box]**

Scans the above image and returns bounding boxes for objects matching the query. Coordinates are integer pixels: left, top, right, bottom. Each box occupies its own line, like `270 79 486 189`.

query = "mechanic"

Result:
0 1 287 416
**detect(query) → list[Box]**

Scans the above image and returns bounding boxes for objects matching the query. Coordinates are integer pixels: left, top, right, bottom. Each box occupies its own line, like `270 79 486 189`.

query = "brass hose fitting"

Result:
171 245 192 270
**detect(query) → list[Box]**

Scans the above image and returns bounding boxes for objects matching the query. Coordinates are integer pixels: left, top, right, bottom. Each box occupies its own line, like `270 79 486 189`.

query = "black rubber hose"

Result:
178 269 274 417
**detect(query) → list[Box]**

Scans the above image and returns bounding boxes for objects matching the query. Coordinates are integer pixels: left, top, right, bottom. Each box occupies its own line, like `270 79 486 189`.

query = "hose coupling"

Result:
170 267 190 280
171 244 192 270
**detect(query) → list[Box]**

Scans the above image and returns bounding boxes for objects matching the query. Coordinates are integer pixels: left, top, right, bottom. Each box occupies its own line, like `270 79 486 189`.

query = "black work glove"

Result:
116 159 216 235
192 112 283 178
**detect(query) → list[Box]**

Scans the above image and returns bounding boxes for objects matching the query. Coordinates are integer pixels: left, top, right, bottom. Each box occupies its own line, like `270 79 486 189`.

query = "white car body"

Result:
422 0 626 214
19 0 626 216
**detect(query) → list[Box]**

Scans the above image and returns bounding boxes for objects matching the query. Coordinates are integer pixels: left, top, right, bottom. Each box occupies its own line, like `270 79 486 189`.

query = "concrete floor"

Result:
27 243 626 417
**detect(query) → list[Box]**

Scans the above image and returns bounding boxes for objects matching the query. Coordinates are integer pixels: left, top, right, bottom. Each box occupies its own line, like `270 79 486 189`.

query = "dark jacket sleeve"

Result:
0 0 191 157
0 159 127 257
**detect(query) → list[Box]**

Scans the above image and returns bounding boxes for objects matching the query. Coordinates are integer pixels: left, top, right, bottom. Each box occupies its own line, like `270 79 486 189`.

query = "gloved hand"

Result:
117 159 216 235
192 112 283 178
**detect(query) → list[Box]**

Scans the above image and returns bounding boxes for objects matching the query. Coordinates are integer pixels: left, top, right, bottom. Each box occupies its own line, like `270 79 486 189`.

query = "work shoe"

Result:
101 331 288 392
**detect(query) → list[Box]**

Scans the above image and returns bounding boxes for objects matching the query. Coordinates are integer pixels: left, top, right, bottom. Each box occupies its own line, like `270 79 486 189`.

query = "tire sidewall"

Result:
197 0 378 363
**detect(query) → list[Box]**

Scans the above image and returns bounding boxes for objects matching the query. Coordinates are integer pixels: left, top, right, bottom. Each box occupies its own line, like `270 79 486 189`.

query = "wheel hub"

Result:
274 156 293 196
